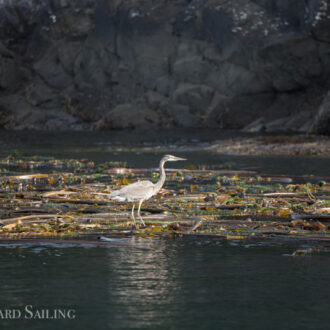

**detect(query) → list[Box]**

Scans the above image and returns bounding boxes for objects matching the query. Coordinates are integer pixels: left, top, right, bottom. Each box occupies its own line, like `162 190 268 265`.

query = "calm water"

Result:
0 238 329 330
0 129 329 176
0 129 329 329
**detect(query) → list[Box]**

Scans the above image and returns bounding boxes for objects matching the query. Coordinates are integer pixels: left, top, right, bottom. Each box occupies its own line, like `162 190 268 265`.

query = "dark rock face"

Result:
309 92 330 135
0 0 330 133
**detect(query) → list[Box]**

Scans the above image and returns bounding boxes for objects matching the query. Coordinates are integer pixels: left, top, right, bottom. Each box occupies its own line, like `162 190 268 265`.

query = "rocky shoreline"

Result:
208 135 330 157
0 0 330 134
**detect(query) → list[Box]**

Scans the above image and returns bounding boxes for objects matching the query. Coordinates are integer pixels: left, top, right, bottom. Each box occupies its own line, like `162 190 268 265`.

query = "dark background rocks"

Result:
0 0 329 134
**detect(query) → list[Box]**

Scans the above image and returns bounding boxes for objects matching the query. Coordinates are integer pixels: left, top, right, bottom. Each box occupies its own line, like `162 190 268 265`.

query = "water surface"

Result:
0 238 329 329
0 129 329 329
1 129 329 176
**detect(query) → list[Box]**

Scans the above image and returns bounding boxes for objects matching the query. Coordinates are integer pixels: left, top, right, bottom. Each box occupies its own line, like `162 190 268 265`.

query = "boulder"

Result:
173 83 215 114
242 118 266 133
93 104 161 130
154 76 176 96
167 104 199 127
144 91 167 110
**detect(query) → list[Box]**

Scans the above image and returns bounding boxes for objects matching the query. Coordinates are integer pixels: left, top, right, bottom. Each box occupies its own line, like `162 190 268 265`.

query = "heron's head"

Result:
163 154 186 162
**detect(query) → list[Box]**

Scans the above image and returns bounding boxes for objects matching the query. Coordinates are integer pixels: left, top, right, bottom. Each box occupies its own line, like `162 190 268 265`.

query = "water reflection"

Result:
106 238 180 328
0 239 329 329
104 238 330 329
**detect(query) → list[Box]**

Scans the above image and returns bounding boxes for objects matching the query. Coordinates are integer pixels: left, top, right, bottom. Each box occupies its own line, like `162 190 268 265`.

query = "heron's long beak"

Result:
173 157 186 161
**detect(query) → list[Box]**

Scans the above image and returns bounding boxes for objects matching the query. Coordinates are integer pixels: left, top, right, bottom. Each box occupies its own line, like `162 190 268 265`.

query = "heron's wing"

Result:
109 180 155 202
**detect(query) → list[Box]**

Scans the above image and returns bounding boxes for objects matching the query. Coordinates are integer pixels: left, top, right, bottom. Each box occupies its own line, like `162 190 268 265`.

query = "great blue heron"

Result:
109 155 186 227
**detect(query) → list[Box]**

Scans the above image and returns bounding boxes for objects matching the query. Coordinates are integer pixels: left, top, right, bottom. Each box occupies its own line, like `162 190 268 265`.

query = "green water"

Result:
0 238 329 329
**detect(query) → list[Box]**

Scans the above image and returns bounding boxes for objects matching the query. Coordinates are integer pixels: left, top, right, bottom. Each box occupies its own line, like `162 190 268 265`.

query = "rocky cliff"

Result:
0 0 330 134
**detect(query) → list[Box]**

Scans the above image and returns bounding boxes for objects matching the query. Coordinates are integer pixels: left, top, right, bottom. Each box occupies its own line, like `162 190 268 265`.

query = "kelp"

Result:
0 155 329 243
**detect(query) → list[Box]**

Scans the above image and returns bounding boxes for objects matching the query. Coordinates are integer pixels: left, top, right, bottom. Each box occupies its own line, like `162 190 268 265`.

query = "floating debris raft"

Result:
0 155 329 243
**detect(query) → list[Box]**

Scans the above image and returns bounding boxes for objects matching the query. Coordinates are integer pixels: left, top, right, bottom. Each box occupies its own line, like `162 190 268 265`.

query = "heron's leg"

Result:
137 200 145 227
131 204 136 226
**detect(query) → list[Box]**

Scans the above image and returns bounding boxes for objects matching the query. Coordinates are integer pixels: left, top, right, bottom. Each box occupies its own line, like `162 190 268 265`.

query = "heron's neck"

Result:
154 159 166 193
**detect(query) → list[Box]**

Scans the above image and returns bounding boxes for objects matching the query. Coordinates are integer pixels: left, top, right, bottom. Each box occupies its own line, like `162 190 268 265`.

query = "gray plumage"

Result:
109 154 186 227
109 181 155 202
